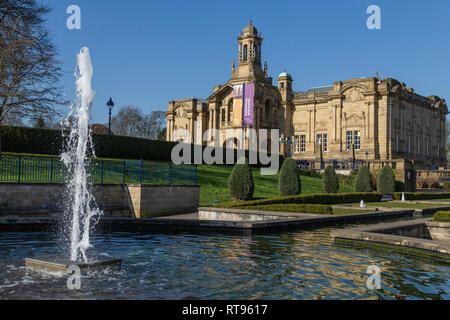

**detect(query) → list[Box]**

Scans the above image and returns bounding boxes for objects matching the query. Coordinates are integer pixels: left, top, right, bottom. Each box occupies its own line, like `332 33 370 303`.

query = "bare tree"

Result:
110 106 145 137
0 0 66 150
141 110 166 139
110 106 167 139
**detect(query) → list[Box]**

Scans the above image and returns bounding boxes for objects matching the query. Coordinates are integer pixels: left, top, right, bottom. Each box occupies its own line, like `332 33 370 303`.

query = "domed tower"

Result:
230 20 266 83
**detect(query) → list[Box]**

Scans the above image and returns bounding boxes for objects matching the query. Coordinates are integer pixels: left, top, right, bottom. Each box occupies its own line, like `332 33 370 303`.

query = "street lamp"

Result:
279 137 293 158
106 97 114 135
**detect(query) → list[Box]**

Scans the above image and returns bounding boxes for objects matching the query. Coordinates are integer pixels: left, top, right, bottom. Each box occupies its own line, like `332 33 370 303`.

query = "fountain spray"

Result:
60 47 102 262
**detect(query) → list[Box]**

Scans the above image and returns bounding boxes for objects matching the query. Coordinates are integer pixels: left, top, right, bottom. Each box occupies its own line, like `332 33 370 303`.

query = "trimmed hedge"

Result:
443 182 450 190
393 192 450 201
322 165 339 193
377 165 395 194
354 166 373 192
1 125 284 165
220 192 382 208
278 158 301 196
434 211 450 222
228 157 254 200
240 203 333 215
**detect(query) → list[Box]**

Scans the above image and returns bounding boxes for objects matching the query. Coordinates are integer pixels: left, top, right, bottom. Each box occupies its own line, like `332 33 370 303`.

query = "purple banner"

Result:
243 83 254 126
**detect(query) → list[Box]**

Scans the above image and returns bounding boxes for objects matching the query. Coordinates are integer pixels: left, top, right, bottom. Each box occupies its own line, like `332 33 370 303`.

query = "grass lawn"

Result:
331 208 377 215
425 198 450 203
198 164 353 206
364 202 445 209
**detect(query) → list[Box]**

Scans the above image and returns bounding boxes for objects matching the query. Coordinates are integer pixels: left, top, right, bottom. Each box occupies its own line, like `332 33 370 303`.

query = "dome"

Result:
242 20 258 36
278 71 292 80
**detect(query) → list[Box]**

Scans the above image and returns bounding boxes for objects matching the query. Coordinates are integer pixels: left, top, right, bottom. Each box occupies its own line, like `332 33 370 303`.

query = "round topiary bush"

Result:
377 165 395 194
278 158 302 196
322 165 339 193
228 157 254 200
353 166 373 192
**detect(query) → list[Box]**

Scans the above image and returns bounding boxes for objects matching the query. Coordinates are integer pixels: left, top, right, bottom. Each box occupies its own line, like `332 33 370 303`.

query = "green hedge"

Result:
1 125 284 165
434 211 450 222
238 203 333 215
443 182 450 190
393 192 450 201
220 192 382 208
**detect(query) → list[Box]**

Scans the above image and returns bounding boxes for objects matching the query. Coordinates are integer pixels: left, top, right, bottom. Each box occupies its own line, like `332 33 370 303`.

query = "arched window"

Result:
253 45 257 59
227 99 233 122
243 45 247 61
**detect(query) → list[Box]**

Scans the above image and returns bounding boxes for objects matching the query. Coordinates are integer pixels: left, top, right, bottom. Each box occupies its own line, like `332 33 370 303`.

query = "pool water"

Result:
0 225 449 300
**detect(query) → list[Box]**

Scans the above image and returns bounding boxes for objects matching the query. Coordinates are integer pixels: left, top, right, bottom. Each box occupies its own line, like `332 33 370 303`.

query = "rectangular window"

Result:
416 136 420 156
438 142 440 158
221 109 226 123
426 139 429 157
407 135 411 154
346 131 353 150
294 135 299 153
323 134 328 152
395 133 399 153
317 134 322 147
300 135 306 152
354 131 360 150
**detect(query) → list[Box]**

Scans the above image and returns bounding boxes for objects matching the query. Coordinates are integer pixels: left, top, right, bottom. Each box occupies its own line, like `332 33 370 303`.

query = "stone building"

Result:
165 21 448 170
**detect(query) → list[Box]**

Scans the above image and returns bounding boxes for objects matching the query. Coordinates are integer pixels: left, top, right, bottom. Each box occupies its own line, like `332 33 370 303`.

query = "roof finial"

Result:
249 19 252 26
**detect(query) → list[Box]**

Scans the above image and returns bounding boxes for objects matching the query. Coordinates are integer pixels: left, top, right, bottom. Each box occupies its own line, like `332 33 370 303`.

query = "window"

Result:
280 82 284 89
346 131 353 150
395 133 399 153
354 131 360 150
300 135 306 152
323 134 328 152
416 136 420 156
294 135 299 153
438 142 440 158
317 134 322 147
243 45 247 61
221 109 226 123
227 99 233 122
426 139 429 157
407 135 411 154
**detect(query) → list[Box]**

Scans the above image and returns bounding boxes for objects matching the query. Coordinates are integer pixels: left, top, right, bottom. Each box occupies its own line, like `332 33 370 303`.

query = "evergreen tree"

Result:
322 165 339 193
228 157 254 200
278 158 301 196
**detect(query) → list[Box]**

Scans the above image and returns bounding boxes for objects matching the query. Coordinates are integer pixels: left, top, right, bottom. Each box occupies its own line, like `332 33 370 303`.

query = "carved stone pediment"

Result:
344 112 364 125
343 87 365 103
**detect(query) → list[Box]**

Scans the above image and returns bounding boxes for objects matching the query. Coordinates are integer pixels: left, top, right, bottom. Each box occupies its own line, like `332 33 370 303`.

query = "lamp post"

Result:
106 97 114 135
279 138 293 158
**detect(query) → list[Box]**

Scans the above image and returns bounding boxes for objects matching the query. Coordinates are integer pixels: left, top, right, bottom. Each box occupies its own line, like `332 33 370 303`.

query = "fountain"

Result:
360 200 366 208
401 192 406 202
25 47 121 274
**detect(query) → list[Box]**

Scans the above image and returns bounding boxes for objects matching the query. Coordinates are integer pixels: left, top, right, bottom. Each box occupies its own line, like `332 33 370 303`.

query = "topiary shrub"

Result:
434 211 450 222
322 165 339 193
228 157 254 200
377 165 395 195
353 166 373 192
278 158 301 196
443 181 450 190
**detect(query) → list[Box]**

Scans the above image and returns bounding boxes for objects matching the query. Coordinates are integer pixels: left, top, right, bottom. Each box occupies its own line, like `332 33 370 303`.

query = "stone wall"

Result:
0 183 199 218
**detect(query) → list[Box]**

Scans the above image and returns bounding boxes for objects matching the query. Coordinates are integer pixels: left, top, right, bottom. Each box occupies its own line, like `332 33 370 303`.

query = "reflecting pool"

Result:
0 225 449 299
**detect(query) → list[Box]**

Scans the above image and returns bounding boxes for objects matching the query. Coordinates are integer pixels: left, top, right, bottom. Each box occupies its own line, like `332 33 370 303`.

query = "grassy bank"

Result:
198 165 353 206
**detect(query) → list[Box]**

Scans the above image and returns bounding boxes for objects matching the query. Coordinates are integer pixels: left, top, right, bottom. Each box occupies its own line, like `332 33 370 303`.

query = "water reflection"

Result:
0 226 449 299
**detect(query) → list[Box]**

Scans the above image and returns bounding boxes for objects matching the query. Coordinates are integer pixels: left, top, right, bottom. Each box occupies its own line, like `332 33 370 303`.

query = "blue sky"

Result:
43 0 450 124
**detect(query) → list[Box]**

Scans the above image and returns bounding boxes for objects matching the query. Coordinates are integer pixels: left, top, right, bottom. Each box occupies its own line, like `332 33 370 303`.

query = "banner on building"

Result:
232 84 243 127
243 83 254 126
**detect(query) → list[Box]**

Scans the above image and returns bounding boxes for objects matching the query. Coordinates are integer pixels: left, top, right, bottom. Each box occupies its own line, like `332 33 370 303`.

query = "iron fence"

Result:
0 154 197 185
